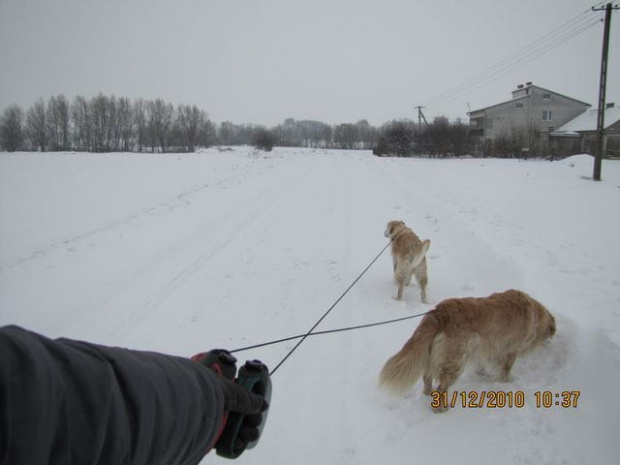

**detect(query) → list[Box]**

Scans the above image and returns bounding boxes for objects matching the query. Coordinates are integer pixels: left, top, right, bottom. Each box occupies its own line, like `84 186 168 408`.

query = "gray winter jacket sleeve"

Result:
0 325 226 465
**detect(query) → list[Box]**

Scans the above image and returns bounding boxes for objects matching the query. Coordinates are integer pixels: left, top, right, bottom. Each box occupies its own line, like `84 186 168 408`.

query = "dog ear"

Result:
386 220 399 236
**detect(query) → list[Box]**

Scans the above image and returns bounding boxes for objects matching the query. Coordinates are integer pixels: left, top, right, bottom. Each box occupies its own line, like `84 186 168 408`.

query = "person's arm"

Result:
0 325 253 465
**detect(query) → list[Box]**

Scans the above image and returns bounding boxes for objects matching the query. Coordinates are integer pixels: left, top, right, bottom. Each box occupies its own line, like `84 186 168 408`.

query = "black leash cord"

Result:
229 310 429 355
265 241 393 376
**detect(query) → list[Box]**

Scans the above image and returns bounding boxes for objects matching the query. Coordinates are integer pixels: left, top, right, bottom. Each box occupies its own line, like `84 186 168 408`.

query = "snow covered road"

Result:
1 148 619 464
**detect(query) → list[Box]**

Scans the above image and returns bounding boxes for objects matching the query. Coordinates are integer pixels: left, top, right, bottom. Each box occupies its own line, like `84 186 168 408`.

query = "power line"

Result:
423 7 604 110
425 9 601 105
424 13 601 108
425 13 588 106
429 17 601 108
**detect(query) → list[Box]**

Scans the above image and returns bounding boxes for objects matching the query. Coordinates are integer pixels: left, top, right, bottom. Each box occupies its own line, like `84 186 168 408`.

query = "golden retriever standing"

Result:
379 290 556 412
384 220 431 302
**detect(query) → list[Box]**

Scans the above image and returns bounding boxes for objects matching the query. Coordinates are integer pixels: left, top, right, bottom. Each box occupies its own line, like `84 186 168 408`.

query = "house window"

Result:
516 102 524 109
543 93 551 100
542 110 553 121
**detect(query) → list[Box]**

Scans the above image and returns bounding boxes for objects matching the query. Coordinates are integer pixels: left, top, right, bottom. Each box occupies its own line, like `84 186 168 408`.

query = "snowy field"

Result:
1 148 619 464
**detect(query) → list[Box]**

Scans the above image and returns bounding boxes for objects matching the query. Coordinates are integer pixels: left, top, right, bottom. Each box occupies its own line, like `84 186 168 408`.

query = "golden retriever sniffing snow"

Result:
379 290 556 412
384 220 431 302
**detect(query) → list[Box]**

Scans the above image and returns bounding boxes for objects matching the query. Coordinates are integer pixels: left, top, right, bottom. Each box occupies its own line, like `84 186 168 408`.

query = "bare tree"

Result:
427 116 451 157
107 96 127 152
301 120 332 148
90 93 110 152
133 99 147 152
374 121 414 156
72 96 92 152
147 99 173 152
333 124 358 149
274 119 333 148
512 121 540 159
199 119 217 148
218 121 238 146
107 96 121 151
355 119 377 149
47 95 70 151
117 97 133 151
253 127 277 151
449 119 471 156
177 104 206 152
0 105 25 152
26 99 47 152
277 118 300 147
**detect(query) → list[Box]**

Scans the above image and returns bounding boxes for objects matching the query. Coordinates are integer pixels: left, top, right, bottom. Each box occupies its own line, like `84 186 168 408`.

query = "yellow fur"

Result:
379 290 556 411
384 220 431 302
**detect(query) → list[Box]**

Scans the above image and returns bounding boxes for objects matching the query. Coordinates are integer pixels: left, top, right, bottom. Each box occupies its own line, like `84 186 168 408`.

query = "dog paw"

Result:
432 405 449 413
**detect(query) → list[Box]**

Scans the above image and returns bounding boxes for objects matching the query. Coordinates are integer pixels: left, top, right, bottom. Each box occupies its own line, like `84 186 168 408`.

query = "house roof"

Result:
468 95 529 115
467 84 591 115
525 84 591 107
552 107 620 136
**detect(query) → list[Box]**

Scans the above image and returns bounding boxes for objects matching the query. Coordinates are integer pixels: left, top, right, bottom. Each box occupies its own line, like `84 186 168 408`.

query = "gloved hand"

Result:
192 350 269 456
219 375 268 415
218 375 269 450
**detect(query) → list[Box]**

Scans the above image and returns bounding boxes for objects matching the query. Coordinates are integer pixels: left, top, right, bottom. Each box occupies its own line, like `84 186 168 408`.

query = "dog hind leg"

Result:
414 261 429 303
433 348 466 412
394 266 407 300
422 369 434 396
497 352 517 381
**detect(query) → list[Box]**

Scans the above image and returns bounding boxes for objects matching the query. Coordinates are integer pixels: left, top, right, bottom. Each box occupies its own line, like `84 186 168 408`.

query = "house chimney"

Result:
517 84 524 89
606 102 615 109
526 81 532 86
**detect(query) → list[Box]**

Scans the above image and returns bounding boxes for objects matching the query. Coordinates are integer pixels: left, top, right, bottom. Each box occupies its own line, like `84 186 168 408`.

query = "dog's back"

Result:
379 290 555 403
385 220 431 301
390 225 423 258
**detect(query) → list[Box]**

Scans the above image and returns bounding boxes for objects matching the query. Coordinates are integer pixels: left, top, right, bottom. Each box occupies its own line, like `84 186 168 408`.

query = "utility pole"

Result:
414 106 424 134
414 105 429 134
592 2 619 181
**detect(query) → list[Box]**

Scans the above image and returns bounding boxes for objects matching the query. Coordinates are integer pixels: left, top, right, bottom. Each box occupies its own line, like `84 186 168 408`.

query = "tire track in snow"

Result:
0 167 268 272
108 159 318 340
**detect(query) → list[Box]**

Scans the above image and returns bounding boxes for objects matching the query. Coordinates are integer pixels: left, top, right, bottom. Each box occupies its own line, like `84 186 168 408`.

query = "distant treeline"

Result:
0 93 475 156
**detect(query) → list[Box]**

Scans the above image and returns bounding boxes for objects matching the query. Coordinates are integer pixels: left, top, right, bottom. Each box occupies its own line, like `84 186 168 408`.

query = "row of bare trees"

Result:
2 94 479 155
373 117 472 157
217 118 379 150
0 94 216 153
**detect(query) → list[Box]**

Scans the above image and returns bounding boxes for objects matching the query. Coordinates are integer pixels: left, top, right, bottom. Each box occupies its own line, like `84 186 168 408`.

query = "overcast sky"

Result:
1 0 618 126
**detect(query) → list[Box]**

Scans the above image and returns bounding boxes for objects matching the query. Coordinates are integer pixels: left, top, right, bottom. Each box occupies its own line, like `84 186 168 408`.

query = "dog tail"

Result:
409 239 431 269
379 313 438 395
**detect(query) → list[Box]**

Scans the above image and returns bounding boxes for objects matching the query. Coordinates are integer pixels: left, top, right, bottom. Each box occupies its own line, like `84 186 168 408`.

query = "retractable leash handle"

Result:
191 349 238 380
215 360 272 459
